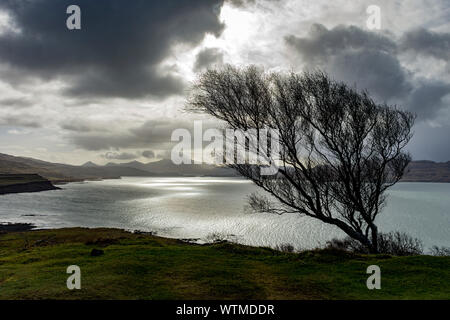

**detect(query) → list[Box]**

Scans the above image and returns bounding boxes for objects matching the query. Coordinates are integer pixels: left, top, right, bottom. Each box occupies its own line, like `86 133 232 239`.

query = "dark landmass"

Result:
104 158 238 177
0 153 238 183
0 222 36 233
0 152 449 183
0 174 60 195
0 153 155 183
0 227 448 299
402 160 450 182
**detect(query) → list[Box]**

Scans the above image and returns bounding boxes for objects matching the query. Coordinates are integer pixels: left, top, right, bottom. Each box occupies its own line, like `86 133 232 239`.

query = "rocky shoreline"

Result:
0 174 60 195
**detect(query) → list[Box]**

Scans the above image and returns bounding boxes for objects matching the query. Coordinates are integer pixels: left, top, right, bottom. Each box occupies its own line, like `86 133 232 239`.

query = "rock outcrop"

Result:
0 174 60 195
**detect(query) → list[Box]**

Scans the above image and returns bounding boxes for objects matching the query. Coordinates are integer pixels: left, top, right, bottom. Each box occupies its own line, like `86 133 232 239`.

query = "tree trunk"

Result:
369 225 379 254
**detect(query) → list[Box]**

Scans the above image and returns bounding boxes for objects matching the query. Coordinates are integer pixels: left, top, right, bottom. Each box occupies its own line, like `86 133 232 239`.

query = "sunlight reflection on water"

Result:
0 177 448 250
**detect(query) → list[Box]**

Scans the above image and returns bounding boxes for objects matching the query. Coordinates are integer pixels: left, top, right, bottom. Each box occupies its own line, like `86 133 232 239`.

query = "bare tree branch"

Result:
186 65 415 253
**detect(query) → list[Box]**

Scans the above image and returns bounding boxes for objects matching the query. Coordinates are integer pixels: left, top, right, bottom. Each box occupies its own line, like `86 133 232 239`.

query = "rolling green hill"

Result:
0 228 448 300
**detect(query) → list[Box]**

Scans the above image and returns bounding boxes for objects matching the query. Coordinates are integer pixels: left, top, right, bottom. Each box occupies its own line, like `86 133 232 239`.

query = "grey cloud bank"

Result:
285 24 450 121
0 0 225 99
0 0 449 163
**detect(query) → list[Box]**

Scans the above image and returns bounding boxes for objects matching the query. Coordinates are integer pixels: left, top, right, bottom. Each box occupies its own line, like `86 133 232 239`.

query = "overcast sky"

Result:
0 0 449 164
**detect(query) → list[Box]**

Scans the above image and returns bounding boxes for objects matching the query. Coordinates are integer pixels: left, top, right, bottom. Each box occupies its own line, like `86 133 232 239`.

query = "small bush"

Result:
326 237 365 253
326 231 423 256
378 231 423 256
429 246 450 256
275 243 295 253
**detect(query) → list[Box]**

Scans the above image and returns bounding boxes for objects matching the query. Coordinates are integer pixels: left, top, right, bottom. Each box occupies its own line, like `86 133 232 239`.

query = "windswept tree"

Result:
187 65 415 253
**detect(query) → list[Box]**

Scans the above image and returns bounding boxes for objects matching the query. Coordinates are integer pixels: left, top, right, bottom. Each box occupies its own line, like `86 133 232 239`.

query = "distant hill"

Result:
81 161 99 167
113 159 238 177
402 160 450 182
0 153 155 182
0 153 237 182
1 153 449 182
0 174 60 195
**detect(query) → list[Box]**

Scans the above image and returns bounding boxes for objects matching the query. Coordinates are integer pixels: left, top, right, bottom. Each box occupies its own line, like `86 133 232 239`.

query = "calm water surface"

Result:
0 177 448 250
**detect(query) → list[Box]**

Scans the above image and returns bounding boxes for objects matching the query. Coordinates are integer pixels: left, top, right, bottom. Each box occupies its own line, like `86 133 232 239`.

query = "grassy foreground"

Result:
0 228 448 300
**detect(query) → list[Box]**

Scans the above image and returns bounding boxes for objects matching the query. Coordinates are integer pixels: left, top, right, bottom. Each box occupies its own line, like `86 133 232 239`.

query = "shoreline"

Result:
0 174 61 196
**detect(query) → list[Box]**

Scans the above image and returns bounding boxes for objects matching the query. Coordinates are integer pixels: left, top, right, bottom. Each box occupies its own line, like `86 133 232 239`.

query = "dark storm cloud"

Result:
407 123 450 162
285 24 407 102
0 0 225 99
401 28 450 61
285 24 397 64
328 49 412 101
407 81 450 119
285 24 450 119
193 48 224 72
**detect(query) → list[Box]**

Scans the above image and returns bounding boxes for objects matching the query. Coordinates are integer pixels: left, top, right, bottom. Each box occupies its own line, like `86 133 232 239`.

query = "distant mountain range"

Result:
0 153 237 182
0 152 449 182
101 159 235 177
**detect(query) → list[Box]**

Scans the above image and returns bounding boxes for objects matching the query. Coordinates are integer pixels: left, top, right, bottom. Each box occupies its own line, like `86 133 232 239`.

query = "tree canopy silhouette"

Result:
187 65 415 253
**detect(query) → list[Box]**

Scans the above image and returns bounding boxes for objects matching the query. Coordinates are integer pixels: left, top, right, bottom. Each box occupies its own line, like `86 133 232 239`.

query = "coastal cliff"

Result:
0 174 60 195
